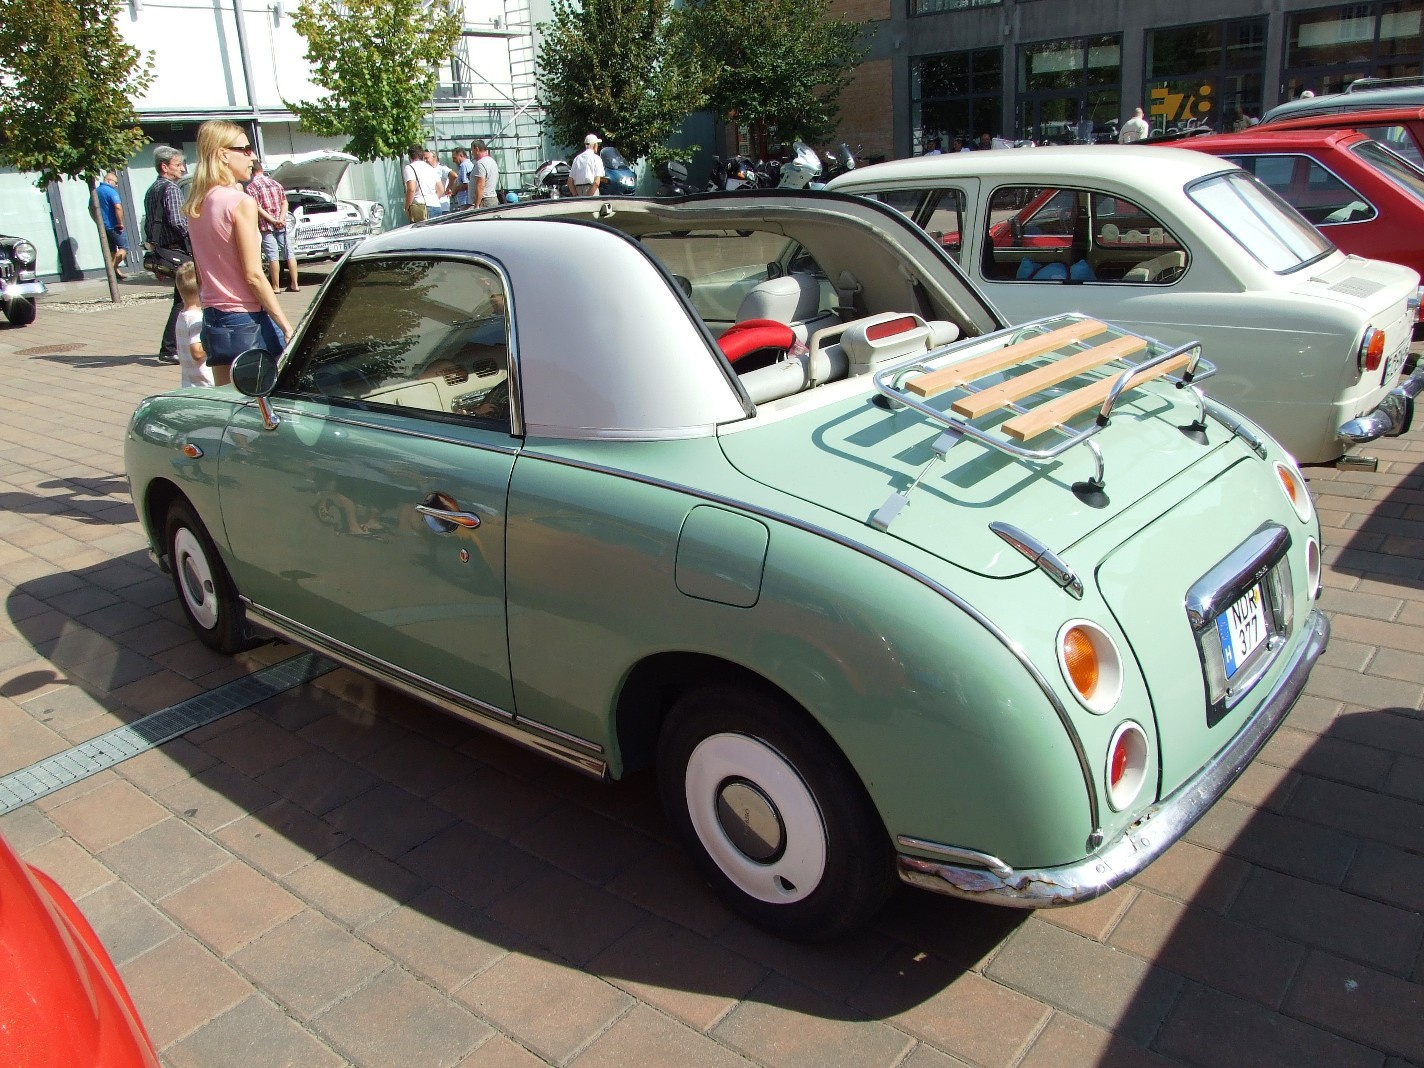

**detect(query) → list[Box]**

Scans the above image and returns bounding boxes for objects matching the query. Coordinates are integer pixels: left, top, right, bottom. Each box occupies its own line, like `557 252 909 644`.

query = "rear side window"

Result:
1355 124 1424 168
982 186 1187 285
866 188 967 262
1223 154 1377 226
1352 138 1424 204
1188 171 1334 273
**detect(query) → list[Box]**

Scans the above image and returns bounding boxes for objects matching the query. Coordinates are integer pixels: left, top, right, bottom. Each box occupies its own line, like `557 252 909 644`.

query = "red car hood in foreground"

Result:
0 834 158 1067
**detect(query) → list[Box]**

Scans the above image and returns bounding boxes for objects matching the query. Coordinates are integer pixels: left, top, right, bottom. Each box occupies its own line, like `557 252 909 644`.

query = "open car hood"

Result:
270 151 357 197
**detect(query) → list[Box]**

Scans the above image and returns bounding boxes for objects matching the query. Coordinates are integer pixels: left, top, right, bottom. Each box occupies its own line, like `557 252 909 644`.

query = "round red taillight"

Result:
1106 722 1148 811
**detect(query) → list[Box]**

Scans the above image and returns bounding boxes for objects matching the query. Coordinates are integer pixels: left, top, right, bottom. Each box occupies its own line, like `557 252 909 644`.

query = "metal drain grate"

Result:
0 651 336 815
14 343 85 357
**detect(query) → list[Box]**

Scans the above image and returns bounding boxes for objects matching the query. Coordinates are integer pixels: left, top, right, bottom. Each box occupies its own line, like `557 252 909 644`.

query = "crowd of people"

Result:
402 139 500 221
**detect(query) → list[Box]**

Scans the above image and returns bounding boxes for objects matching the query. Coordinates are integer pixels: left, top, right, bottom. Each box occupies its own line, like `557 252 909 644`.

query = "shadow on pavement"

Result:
4 551 1034 1030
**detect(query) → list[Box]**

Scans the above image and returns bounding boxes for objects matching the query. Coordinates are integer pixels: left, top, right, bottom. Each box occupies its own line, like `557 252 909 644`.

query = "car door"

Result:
218 254 520 712
971 183 1191 327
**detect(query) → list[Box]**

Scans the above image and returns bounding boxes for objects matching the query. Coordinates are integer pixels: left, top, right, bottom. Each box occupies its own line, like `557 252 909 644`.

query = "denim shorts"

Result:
260 229 291 261
201 308 286 367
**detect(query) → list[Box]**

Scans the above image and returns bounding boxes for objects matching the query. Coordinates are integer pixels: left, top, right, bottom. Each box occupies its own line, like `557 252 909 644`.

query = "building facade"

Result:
1 0 552 280
832 0 1424 157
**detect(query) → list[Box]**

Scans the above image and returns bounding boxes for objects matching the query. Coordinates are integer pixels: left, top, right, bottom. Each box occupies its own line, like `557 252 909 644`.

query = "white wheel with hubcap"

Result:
658 683 895 941
684 733 827 904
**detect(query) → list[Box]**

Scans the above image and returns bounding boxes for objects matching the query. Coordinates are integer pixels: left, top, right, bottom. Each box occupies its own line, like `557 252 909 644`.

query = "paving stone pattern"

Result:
0 273 1420 1067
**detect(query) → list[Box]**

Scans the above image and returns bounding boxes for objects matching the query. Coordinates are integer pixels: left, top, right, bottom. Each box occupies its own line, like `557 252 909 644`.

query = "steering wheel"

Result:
717 319 795 363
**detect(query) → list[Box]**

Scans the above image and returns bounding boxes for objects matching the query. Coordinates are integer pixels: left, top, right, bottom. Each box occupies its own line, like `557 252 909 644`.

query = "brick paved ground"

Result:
0 273 1420 1067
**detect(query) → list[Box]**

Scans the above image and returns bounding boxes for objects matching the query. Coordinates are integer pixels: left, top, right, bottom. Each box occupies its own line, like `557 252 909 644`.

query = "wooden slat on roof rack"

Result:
1001 351 1195 441
951 335 1148 419
905 319 1109 399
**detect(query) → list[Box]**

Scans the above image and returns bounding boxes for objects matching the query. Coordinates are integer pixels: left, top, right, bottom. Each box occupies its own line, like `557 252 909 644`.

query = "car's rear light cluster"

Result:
1056 620 1122 714
1105 722 1148 811
1358 326 1385 373
1274 461 1313 523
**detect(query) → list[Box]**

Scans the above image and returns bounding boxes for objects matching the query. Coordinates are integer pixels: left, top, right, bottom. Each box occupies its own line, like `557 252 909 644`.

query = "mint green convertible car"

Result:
125 192 1328 940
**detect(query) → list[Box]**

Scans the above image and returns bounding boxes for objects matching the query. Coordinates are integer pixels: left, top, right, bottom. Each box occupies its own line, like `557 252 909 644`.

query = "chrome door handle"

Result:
416 503 481 530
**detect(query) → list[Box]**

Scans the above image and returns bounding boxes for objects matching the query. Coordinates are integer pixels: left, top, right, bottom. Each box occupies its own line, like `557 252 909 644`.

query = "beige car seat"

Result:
1123 250 1186 282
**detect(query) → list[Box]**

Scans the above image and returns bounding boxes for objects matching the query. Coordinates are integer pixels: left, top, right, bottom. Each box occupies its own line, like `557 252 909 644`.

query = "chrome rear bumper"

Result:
1339 368 1423 443
897 609 1329 907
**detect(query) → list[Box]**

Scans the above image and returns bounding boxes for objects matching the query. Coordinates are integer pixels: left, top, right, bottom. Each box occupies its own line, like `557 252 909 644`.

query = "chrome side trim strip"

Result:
521 449 1101 833
262 405 521 455
897 610 1328 907
244 601 608 778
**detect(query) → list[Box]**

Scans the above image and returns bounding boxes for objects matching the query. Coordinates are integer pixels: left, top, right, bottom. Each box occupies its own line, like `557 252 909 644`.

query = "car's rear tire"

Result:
165 499 254 654
657 684 894 941
4 297 36 326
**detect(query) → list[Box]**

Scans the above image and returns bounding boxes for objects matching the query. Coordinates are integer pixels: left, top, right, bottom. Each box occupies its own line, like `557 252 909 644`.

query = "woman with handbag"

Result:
182 120 293 387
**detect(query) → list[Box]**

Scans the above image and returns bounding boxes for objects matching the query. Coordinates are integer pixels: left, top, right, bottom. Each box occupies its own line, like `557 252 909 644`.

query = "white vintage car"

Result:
270 151 385 262
829 147 1422 464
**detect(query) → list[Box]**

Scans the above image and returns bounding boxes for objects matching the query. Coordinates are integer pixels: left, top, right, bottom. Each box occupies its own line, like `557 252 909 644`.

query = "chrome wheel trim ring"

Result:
685 732 827 904
173 527 219 631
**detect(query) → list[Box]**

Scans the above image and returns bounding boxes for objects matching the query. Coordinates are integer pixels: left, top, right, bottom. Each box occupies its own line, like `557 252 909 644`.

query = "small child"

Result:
173 261 213 388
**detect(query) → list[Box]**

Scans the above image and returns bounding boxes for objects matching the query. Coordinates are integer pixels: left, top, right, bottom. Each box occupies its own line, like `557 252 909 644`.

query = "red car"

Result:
1178 127 1424 282
1260 105 1424 170
0 831 159 1067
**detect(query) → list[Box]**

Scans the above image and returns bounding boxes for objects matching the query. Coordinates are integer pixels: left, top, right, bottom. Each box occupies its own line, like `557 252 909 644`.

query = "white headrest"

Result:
736 274 822 324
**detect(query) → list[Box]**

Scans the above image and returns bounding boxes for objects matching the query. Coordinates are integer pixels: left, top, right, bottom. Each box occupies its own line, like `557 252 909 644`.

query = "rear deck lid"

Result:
720 315 1237 577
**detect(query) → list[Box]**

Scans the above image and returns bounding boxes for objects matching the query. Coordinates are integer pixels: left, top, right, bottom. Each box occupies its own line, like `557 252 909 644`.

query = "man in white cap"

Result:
568 133 605 196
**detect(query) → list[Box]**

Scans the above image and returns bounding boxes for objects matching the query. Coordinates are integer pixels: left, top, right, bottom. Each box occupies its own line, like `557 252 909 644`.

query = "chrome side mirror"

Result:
232 348 279 396
231 348 281 429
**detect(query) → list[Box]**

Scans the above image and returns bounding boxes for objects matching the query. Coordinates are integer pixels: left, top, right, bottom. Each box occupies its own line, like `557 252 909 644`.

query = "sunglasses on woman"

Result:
228 143 256 156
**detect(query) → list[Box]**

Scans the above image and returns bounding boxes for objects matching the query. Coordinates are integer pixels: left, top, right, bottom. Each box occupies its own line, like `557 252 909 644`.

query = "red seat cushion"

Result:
717 319 795 363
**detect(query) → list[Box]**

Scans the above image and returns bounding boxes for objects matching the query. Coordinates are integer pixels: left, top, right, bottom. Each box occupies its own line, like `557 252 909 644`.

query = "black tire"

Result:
165 499 254 654
4 297 36 326
657 684 894 941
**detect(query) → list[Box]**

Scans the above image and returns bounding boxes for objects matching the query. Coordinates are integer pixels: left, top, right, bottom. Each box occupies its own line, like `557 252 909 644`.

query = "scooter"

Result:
654 159 696 197
600 146 637 195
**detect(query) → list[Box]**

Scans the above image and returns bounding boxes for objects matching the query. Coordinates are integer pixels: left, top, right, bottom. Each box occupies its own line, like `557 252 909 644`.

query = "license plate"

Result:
329 242 346 255
1384 340 1407 383
1216 583 1268 678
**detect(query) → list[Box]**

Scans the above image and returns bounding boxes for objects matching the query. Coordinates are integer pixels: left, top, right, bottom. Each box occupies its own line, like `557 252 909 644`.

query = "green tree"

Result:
0 0 154 300
288 0 462 162
536 0 707 164
677 0 865 146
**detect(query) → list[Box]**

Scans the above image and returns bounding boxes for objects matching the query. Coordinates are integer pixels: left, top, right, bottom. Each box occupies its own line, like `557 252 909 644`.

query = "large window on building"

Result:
913 0 999 15
1146 18 1267 134
912 48 1003 150
1017 36 1121 143
1284 2 1423 97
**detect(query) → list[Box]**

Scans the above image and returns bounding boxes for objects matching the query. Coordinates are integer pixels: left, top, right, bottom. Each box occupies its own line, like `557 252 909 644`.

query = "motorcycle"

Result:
706 154 758 191
777 142 823 190
525 158 571 200
821 143 857 183
599 146 637 195
654 159 696 198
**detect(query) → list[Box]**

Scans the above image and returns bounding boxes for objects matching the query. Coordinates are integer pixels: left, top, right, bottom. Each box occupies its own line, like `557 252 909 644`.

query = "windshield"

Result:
1187 170 1334 273
601 147 630 170
1351 138 1424 203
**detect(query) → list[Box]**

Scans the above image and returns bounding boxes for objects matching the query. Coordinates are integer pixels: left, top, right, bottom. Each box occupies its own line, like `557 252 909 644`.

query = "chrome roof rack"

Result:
869 313 1215 531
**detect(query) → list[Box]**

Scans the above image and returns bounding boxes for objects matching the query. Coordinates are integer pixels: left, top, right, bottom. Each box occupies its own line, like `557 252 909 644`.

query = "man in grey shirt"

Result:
471 141 499 207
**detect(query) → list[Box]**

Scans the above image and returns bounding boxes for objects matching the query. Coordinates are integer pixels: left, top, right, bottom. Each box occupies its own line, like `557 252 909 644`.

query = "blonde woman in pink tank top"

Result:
182 120 293 387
